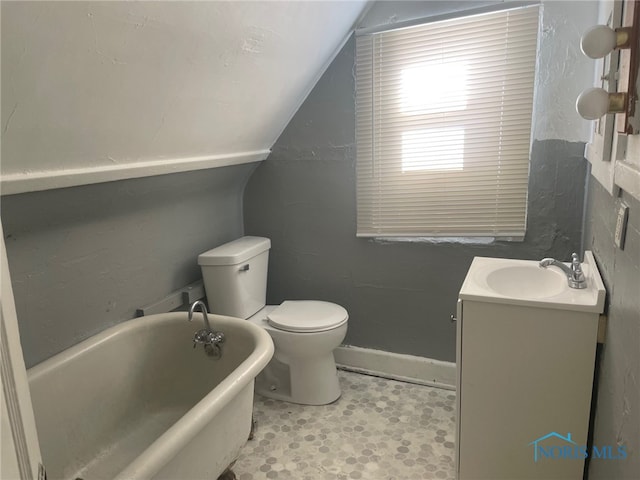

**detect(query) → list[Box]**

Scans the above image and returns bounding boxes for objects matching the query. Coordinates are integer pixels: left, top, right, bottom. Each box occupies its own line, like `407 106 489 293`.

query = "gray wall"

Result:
585 178 640 479
2 164 256 367
243 32 588 362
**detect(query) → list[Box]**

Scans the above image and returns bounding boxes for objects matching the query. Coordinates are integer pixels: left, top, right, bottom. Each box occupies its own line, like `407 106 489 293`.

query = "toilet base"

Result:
255 352 342 405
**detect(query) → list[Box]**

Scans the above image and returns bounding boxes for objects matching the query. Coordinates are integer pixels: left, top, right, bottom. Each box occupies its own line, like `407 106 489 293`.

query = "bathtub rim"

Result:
27 312 274 480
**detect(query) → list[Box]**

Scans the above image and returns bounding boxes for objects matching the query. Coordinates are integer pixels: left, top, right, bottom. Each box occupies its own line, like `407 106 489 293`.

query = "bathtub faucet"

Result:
539 253 586 289
188 301 225 349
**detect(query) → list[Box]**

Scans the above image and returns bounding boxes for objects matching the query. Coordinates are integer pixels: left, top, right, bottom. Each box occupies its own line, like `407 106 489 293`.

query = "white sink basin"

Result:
459 251 606 312
484 265 566 299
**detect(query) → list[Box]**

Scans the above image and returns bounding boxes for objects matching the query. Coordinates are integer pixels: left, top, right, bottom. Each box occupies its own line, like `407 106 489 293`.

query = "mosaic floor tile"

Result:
233 370 456 479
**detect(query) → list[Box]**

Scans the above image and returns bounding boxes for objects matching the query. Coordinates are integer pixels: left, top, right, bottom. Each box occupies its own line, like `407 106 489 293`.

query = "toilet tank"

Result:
198 236 270 319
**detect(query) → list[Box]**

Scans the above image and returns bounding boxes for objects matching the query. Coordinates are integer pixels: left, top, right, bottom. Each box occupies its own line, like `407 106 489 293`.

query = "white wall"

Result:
533 0 599 142
1 1 368 194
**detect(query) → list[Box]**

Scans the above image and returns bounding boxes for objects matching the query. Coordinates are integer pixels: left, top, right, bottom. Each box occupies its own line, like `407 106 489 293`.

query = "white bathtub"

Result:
27 312 274 480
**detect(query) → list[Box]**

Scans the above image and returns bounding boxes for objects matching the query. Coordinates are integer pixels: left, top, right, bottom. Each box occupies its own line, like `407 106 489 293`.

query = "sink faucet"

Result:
188 301 225 349
539 253 587 289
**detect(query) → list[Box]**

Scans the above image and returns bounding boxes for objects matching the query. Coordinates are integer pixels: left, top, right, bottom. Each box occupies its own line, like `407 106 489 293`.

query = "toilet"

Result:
198 236 348 405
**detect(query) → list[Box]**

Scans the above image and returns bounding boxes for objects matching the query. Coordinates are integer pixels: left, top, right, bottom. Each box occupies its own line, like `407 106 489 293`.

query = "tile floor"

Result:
233 370 456 480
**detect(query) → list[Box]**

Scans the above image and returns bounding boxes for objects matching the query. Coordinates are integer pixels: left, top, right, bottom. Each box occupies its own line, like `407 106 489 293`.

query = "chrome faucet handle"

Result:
193 328 210 348
211 331 225 344
569 252 586 288
571 252 580 268
193 328 225 348
192 328 225 348
571 253 583 272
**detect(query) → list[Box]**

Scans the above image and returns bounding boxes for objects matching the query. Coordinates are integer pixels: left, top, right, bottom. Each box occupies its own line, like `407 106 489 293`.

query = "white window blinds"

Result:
355 5 540 238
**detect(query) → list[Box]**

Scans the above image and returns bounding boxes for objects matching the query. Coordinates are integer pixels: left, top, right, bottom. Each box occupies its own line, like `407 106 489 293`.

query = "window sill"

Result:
364 236 525 245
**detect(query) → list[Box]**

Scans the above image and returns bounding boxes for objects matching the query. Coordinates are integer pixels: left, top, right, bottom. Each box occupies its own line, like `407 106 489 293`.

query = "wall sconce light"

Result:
576 88 626 120
580 25 632 59
576 1 639 134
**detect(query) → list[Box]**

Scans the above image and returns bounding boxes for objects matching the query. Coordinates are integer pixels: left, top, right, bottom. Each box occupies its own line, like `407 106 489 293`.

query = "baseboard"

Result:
334 345 456 391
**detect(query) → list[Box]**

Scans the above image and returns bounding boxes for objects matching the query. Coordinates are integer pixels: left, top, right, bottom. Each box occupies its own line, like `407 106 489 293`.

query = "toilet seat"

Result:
267 300 348 333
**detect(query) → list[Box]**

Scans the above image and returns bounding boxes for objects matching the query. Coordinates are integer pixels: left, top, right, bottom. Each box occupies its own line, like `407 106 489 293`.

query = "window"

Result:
355 5 540 238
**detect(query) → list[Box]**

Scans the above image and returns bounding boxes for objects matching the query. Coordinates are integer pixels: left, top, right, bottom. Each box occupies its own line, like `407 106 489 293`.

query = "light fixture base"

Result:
609 92 628 113
615 27 633 49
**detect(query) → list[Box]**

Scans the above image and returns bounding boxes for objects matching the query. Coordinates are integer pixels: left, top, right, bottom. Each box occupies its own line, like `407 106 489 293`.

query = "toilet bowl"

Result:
198 236 349 405
248 302 347 405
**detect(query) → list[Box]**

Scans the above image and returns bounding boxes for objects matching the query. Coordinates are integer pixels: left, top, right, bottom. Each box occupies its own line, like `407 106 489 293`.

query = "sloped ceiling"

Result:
1 1 369 194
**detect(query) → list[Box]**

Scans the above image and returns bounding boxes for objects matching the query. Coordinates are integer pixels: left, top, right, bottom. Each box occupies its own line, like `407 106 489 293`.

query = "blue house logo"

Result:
529 432 627 462
528 432 578 462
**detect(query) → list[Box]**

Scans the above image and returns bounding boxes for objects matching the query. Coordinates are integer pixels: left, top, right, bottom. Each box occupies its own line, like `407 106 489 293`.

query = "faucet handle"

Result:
211 331 225 344
192 328 225 347
569 252 587 289
571 253 583 273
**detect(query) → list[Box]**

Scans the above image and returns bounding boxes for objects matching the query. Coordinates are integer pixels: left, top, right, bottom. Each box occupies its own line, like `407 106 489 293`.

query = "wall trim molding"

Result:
335 345 456 391
615 160 640 202
0 150 269 196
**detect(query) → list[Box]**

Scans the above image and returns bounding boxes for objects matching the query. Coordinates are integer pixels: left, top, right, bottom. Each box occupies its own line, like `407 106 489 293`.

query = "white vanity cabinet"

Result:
455 252 605 480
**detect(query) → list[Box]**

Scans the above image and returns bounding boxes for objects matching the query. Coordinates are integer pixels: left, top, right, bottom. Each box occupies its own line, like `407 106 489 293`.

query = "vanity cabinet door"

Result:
455 300 598 480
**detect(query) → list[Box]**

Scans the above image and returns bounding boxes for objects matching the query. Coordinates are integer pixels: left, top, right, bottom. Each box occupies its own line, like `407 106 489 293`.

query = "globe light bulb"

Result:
581 25 617 59
576 88 611 120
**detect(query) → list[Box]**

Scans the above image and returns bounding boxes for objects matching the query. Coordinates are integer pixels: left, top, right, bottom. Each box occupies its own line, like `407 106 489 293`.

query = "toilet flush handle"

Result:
239 264 250 272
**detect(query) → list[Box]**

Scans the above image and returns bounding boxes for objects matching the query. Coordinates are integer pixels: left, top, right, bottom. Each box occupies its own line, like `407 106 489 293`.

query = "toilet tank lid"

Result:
198 236 271 266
